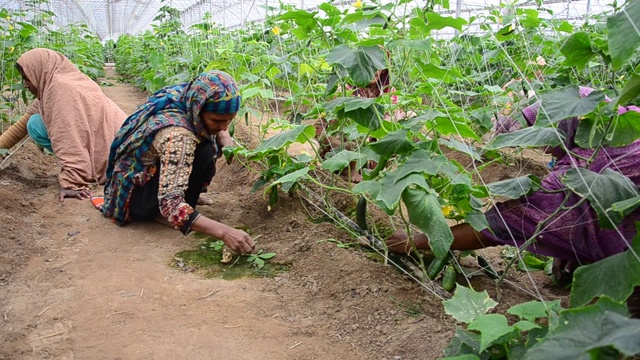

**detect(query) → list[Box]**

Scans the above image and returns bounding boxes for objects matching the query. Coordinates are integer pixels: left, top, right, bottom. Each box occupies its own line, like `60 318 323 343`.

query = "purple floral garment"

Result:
483 87 640 263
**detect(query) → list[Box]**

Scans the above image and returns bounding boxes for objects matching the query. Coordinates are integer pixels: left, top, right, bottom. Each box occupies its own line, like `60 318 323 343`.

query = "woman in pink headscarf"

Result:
1 48 126 201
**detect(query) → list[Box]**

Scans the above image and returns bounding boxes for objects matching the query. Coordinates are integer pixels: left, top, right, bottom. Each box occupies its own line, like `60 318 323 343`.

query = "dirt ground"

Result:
0 67 568 359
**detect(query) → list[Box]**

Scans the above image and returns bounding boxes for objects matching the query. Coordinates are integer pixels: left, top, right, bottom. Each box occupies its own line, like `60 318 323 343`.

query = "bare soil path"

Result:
0 67 566 360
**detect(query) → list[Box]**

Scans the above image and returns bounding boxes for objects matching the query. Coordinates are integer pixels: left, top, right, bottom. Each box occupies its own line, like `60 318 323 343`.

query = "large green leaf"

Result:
616 73 640 106
443 285 498 324
352 180 381 198
276 9 317 28
609 110 640 147
607 0 640 69
537 86 605 125
326 97 382 130
485 175 540 199
576 110 640 148
253 125 315 154
402 187 453 258
561 32 597 69
321 150 366 172
586 312 640 355
424 12 467 32
417 61 464 83
562 168 640 228
326 45 387 87
392 150 471 186
487 127 565 150
430 115 480 141
523 297 635 360
467 314 515 353
440 138 481 161
264 167 309 193
507 300 562 322
373 173 428 214
610 195 640 218
368 129 416 157
571 228 640 307
442 328 483 359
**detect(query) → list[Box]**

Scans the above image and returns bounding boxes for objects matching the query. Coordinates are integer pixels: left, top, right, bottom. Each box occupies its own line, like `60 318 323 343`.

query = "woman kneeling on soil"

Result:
386 86 640 316
96 70 255 254
0 48 126 201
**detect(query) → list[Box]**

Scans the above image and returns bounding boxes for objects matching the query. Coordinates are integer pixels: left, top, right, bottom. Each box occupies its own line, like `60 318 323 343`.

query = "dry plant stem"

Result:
198 288 221 300
289 341 303 349
37 306 51 316
3 307 12 321
106 310 130 318
28 331 66 342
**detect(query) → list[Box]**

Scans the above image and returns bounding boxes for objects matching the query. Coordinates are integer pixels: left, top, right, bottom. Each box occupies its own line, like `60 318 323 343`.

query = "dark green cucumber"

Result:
427 252 452 280
355 197 368 232
441 265 457 292
477 255 499 279
269 186 278 206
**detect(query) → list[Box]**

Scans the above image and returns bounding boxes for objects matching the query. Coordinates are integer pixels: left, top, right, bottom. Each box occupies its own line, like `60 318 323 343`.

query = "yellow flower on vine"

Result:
353 0 363 8
9 46 14 53
8 25 13 31
441 205 455 217
272 26 281 35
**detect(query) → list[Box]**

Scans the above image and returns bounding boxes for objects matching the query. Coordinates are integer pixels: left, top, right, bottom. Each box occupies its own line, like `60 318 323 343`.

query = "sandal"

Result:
90 196 104 211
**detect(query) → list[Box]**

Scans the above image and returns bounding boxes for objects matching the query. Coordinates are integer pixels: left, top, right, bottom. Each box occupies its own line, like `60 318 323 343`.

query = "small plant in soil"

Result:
245 250 277 269
173 232 288 280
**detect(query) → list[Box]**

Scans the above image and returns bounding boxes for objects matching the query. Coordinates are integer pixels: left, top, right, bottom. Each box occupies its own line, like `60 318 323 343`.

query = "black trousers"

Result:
129 140 216 222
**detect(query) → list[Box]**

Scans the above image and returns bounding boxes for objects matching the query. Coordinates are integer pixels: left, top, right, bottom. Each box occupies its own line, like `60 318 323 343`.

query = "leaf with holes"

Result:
444 285 498 324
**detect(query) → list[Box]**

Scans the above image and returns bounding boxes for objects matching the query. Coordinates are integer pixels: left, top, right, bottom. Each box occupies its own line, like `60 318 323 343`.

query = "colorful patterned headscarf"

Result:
102 70 241 225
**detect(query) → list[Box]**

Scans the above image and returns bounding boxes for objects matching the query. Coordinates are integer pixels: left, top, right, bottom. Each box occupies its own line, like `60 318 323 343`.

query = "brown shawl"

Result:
17 48 126 190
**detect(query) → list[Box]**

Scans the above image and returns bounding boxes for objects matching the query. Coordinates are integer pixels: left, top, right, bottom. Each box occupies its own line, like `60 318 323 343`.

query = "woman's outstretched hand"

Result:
191 216 255 254
59 188 92 202
219 227 256 254
386 230 431 254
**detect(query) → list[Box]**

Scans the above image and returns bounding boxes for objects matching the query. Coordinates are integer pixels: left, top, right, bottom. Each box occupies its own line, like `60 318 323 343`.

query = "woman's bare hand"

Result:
191 216 255 254
60 188 92 202
219 227 255 255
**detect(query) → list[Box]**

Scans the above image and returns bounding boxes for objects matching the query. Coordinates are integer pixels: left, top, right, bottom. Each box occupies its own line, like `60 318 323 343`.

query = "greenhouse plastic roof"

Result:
1 0 618 40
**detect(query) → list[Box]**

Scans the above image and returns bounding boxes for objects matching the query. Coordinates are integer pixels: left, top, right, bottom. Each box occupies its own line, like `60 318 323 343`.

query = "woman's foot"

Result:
340 170 363 183
551 258 578 287
197 194 214 205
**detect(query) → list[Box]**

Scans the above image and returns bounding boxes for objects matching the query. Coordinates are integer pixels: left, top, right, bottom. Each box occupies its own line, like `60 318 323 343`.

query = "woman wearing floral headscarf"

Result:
96 70 255 254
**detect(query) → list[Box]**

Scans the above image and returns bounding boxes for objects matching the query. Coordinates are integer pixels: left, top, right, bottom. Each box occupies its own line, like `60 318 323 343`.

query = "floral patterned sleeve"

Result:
152 127 202 234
